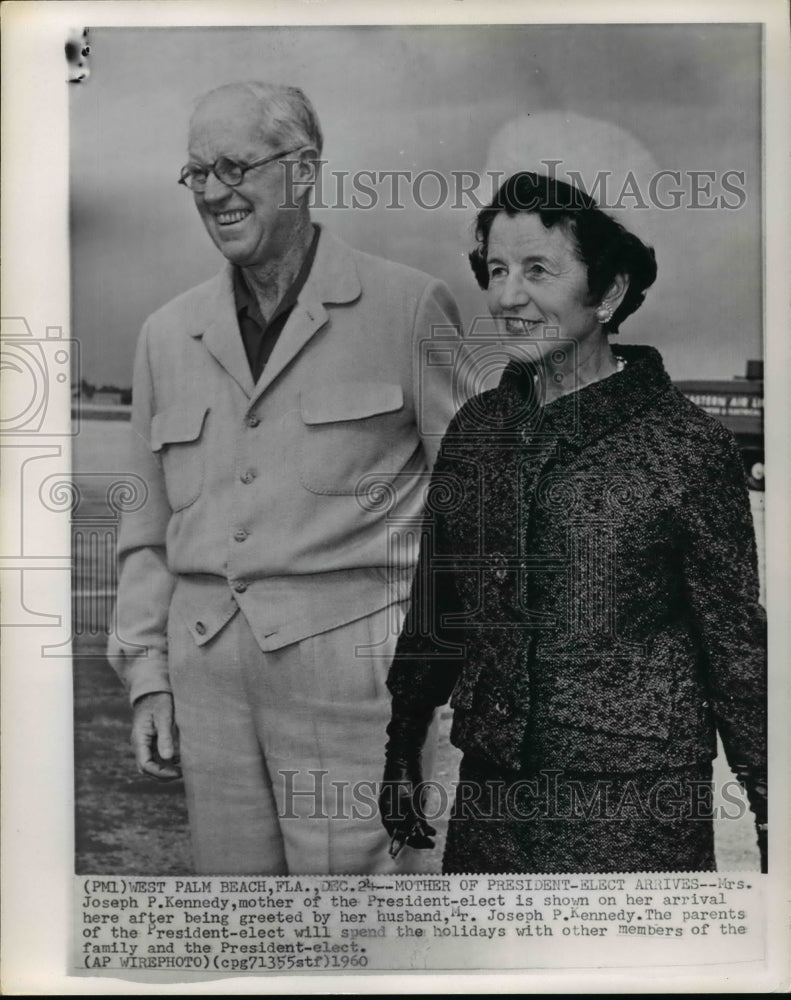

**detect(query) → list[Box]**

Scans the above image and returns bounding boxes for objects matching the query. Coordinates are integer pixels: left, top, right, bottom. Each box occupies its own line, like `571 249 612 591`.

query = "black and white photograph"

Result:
1 0 789 992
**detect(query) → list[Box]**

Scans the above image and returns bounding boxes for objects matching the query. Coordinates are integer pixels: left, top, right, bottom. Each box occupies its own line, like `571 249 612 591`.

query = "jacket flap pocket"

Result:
300 382 404 425
151 406 209 451
539 651 671 742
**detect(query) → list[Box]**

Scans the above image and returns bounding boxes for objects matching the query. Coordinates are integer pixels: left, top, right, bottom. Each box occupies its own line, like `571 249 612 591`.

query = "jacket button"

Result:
195 621 206 636
240 469 256 484
233 581 248 594
246 413 261 428
234 528 248 542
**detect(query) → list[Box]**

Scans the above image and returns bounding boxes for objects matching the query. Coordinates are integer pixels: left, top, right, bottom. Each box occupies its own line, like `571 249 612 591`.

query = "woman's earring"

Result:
596 304 613 323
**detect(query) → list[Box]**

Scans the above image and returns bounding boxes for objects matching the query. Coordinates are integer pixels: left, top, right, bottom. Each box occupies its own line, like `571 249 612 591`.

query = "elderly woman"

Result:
379 170 767 874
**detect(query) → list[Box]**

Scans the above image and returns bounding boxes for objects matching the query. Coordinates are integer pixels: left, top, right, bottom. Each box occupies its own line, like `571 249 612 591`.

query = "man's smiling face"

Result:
187 89 302 269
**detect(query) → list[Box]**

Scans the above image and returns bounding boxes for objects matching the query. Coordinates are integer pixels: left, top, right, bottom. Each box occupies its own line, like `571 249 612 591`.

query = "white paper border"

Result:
1 0 788 993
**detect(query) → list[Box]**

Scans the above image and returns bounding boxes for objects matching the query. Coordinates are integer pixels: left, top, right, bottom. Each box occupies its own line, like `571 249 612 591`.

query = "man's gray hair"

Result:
195 81 324 156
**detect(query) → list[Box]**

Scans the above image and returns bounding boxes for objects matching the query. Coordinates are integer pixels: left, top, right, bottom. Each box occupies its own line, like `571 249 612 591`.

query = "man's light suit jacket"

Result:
109 227 463 704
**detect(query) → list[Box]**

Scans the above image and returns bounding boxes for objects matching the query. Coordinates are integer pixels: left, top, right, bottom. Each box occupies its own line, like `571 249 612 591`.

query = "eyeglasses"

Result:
178 146 303 192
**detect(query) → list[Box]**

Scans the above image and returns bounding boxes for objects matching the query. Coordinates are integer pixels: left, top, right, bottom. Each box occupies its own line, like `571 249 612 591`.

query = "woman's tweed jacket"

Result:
387 344 766 777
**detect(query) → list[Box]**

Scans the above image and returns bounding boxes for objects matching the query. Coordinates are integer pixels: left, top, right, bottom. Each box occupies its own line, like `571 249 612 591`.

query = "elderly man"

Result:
108 81 462 875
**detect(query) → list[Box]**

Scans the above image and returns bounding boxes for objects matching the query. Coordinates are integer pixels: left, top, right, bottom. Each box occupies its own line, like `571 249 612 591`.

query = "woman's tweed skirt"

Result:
442 754 716 874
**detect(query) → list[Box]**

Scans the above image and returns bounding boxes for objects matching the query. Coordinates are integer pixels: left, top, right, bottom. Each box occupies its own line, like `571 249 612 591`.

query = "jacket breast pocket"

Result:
299 382 417 496
150 405 209 511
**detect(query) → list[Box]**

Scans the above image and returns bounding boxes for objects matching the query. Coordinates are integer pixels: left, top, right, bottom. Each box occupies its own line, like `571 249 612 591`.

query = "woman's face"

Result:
485 211 601 354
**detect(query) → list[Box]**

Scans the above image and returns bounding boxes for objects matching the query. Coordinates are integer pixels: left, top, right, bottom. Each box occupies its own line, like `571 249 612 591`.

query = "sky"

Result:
70 24 762 385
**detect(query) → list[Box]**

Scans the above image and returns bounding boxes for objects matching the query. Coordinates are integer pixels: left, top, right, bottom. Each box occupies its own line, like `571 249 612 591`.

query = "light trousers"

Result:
168 599 435 875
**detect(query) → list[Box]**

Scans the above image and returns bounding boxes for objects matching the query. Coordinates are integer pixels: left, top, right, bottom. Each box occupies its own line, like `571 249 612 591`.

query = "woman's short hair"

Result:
469 171 657 333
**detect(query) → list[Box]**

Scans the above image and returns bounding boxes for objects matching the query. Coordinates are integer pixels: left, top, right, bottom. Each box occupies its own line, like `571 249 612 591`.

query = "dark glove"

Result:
379 702 436 855
733 763 768 873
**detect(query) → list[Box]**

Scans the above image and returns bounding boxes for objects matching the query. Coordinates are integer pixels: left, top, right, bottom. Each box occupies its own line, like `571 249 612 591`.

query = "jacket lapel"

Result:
250 299 328 402
249 227 362 404
188 227 362 403
192 267 256 398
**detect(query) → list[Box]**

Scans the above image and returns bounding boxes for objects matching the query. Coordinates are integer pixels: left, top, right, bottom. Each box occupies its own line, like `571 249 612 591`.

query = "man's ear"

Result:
285 147 321 204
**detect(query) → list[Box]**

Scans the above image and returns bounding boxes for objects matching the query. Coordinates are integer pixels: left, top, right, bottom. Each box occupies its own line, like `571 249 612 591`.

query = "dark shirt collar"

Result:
232 223 321 330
